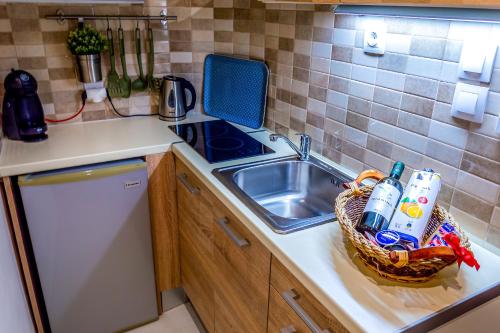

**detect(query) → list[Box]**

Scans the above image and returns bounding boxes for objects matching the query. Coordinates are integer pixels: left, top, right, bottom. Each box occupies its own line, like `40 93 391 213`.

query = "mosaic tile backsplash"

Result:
0 0 498 251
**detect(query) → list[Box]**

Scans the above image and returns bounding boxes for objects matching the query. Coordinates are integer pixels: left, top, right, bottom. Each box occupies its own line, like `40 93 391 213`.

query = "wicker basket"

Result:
335 185 471 282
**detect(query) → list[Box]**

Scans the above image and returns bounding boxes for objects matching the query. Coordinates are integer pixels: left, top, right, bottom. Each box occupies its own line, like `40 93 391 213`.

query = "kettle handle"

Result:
181 79 196 112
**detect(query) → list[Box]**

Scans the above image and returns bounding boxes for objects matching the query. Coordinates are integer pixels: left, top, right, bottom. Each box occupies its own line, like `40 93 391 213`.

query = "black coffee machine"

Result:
2 69 47 142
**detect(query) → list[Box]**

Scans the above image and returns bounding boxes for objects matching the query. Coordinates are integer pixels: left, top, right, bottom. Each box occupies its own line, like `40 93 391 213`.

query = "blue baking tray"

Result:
203 54 269 129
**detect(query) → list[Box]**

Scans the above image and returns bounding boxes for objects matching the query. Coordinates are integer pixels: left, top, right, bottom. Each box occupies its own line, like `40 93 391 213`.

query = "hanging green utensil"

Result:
106 24 122 98
131 21 147 92
146 24 157 91
118 22 131 98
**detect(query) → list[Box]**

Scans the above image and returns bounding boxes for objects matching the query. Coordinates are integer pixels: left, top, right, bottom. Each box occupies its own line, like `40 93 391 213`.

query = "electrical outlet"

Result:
364 22 387 55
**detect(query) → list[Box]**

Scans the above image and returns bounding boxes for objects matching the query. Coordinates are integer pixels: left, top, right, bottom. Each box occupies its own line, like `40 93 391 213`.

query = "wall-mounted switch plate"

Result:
364 22 386 55
451 82 488 123
458 36 497 83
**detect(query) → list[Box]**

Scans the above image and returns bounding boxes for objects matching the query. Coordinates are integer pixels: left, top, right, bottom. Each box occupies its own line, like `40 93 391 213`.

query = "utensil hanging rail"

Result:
45 9 176 26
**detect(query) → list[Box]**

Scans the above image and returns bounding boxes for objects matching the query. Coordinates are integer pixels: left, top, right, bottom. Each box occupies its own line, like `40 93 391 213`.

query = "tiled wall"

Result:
0 0 169 121
259 4 500 251
166 0 266 111
0 0 498 250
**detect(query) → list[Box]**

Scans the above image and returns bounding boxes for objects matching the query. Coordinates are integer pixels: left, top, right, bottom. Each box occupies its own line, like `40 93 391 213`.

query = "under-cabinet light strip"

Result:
335 5 500 24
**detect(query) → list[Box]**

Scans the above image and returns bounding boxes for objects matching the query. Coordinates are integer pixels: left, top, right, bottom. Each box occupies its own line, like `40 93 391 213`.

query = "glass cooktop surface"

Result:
169 120 274 163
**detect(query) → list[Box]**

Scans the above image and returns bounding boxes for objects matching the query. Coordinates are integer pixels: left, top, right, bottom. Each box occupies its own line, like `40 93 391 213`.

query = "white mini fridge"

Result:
19 159 157 333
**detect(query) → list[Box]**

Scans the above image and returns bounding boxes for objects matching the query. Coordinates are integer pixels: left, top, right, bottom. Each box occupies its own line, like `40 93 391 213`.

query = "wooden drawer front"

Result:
212 196 271 333
268 287 312 333
270 258 349 333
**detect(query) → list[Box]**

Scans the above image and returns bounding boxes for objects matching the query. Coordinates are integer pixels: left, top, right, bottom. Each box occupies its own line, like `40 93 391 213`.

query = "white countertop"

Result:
0 112 216 177
1 115 498 333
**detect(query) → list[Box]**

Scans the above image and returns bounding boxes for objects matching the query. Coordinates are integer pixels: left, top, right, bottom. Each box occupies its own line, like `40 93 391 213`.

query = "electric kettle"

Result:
159 75 196 121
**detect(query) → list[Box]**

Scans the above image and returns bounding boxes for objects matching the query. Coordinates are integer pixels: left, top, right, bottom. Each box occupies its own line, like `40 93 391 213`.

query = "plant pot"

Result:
75 54 102 83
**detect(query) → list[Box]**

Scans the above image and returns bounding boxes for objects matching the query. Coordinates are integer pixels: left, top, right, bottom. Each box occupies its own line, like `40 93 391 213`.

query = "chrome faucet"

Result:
269 133 311 161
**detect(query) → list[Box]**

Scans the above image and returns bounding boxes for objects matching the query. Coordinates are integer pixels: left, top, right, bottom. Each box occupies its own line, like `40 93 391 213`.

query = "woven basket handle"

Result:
389 246 457 267
343 169 385 195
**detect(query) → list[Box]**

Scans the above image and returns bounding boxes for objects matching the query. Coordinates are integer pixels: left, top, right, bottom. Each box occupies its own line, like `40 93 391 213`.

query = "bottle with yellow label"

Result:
387 168 441 248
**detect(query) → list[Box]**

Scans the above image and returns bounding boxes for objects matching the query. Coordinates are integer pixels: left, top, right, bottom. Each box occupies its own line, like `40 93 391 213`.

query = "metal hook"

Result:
106 17 110 30
119 17 122 29
160 9 168 27
136 17 139 28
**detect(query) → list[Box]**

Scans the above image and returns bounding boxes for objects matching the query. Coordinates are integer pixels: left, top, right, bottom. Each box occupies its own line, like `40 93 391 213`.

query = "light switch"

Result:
455 91 478 114
458 36 497 83
451 82 488 123
461 48 485 74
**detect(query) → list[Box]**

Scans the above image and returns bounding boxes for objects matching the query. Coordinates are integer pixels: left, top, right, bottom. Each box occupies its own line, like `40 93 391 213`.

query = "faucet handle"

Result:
295 133 311 144
295 133 310 139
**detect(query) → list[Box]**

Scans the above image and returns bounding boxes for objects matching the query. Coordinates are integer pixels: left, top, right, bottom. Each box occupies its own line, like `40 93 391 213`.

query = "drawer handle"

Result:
282 290 331 333
280 325 297 333
217 218 249 248
177 173 200 194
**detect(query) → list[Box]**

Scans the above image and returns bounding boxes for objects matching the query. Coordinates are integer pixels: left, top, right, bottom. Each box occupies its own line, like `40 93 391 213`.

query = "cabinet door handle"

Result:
177 173 200 194
216 218 249 248
280 325 297 333
282 290 331 333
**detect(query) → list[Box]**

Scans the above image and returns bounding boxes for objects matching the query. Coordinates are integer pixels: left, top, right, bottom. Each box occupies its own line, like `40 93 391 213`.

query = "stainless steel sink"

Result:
212 156 352 233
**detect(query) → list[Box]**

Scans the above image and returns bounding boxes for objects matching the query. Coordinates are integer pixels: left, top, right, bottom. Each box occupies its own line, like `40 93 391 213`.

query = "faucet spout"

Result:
269 133 311 161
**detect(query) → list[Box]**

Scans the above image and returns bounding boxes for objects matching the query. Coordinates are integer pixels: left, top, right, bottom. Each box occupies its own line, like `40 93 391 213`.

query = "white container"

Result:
387 169 442 247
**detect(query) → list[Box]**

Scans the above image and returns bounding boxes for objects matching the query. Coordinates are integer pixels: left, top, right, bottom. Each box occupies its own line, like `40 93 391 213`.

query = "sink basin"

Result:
212 156 352 233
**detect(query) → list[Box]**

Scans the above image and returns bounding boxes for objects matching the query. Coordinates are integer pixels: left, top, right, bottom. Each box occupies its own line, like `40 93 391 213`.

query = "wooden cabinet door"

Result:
176 159 216 333
268 287 312 333
270 258 349 333
212 201 272 333
176 157 271 333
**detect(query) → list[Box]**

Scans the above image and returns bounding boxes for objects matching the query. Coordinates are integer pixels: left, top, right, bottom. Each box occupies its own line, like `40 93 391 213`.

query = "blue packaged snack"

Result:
375 230 400 247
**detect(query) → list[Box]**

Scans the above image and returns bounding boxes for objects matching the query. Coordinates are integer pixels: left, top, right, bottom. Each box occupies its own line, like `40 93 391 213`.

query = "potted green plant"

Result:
67 25 107 83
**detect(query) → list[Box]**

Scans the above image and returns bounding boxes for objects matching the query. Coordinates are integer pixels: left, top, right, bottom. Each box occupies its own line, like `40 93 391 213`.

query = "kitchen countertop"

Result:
1 114 498 333
0 112 217 177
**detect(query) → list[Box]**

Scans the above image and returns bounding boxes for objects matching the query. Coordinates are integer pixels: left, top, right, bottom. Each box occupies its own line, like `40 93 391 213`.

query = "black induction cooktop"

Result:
169 120 274 163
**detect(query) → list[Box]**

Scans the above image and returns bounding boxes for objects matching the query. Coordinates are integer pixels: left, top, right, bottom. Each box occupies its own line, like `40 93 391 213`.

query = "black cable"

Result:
106 89 159 118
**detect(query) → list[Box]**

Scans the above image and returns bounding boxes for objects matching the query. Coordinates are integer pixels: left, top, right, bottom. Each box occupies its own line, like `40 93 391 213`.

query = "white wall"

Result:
0 199 35 333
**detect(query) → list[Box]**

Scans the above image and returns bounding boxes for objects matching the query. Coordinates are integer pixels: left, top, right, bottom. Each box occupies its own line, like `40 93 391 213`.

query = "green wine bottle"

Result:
356 161 405 234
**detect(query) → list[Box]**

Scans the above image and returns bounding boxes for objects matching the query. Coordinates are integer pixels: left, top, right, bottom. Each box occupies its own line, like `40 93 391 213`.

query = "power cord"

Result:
106 89 159 118
45 91 87 123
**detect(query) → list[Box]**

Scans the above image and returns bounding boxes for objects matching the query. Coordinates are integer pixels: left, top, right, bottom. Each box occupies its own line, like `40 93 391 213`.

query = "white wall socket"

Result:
363 22 386 55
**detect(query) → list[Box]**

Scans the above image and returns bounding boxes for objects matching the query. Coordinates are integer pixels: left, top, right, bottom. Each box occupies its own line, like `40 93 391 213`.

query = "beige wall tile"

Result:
0 45 15 58
16 45 45 57
452 189 494 223
449 207 489 241
0 19 11 32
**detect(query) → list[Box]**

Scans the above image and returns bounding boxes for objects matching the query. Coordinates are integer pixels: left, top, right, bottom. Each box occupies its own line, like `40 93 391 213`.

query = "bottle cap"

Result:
375 230 400 247
390 161 405 178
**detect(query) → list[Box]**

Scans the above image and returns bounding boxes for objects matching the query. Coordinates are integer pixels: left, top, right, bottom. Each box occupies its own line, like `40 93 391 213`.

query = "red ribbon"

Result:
443 233 480 271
